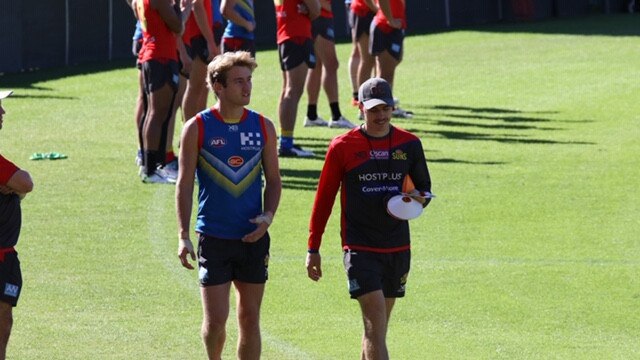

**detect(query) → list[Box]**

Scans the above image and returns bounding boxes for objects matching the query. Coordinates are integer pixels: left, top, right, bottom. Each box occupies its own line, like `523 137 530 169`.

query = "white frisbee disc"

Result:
386 194 423 220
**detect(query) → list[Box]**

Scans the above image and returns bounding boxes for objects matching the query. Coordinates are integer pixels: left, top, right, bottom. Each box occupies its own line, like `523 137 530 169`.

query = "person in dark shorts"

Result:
221 0 256 57
181 0 220 122
306 78 433 360
350 0 377 104
369 0 413 118
344 0 361 107
176 51 282 360
273 0 321 157
211 0 225 45
303 0 356 129
0 90 34 359
132 0 193 183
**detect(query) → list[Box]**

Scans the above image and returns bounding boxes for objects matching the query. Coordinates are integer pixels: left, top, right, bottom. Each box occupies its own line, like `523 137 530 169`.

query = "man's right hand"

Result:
306 252 322 281
387 18 402 29
178 238 196 270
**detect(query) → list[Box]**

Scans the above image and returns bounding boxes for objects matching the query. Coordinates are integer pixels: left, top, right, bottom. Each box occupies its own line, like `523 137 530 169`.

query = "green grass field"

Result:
1 14 639 359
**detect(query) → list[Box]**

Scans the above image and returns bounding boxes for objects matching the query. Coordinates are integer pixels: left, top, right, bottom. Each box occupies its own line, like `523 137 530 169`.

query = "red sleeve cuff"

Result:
0 155 19 185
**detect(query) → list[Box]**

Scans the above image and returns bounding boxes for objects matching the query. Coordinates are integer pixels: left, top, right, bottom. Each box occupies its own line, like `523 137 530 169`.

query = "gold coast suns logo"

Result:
392 149 407 160
227 155 244 167
400 272 409 284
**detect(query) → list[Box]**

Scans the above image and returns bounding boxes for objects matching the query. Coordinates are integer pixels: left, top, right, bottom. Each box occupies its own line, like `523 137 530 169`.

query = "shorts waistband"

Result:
0 247 16 262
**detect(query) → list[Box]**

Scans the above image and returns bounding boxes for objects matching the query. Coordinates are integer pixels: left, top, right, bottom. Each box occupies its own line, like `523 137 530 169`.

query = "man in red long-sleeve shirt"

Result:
306 78 432 359
0 90 34 360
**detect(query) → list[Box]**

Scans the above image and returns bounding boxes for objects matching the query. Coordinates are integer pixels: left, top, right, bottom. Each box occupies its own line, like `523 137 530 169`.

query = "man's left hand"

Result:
243 213 272 242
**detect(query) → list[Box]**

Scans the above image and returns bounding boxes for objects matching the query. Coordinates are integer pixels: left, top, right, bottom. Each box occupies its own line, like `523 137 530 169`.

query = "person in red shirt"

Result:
302 0 355 129
0 90 34 360
370 0 412 118
344 0 359 107
133 0 193 183
350 0 377 104
306 78 432 360
273 0 321 157
182 0 220 122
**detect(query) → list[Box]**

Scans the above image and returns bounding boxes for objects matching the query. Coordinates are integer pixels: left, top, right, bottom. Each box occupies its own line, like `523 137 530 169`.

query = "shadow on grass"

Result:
429 157 506 165
280 168 322 191
7 93 78 100
0 59 133 90
407 14 640 38
402 103 595 145
428 105 558 115
472 14 640 37
429 119 560 131
427 130 594 145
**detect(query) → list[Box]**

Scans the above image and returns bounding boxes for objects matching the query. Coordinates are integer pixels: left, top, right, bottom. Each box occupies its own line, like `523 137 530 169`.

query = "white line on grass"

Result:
147 185 199 291
411 257 640 267
147 185 316 360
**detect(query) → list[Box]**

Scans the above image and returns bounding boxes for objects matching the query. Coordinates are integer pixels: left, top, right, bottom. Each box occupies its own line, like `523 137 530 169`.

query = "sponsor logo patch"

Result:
228 156 244 167
398 272 408 293
209 137 227 147
326 28 334 38
369 150 389 160
240 132 262 146
4 283 19 298
392 149 407 160
199 267 208 282
348 279 360 292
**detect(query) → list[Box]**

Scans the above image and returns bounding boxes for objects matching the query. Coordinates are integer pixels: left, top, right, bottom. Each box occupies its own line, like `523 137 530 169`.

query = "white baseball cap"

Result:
0 90 13 99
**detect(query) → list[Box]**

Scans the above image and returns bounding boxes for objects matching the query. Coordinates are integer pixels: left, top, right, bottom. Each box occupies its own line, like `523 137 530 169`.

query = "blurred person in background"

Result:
369 0 413 118
132 0 194 183
182 0 220 121
221 0 257 57
302 0 356 129
273 0 321 157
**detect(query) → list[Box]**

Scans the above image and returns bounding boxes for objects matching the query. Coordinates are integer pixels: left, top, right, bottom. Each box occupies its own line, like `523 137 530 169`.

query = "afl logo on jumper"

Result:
228 156 244 167
209 137 227 147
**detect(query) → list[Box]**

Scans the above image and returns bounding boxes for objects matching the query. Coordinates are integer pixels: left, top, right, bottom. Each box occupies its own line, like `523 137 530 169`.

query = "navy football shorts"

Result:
197 232 270 286
343 249 410 299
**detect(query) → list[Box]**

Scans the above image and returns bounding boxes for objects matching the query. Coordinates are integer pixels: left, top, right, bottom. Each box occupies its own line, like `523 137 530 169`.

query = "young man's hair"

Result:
206 51 257 91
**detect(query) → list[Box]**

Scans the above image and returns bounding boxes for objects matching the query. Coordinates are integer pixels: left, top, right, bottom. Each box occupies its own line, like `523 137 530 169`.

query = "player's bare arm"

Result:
221 0 256 32
193 0 219 60
176 118 199 269
177 37 193 75
301 0 321 20
364 0 378 12
6 170 33 197
243 118 282 243
377 0 401 29
152 0 186 34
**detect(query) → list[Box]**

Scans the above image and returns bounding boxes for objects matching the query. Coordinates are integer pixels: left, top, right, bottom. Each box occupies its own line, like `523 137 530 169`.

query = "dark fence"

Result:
0 0 631 74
